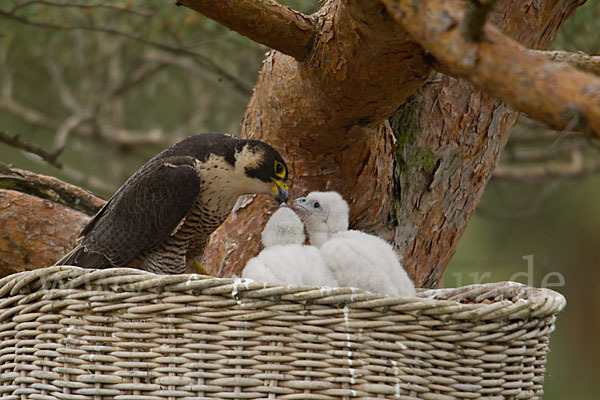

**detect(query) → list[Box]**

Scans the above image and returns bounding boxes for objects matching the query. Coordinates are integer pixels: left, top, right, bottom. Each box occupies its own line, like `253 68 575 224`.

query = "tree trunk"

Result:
0 0 587 283
202 0 581 287
0 190 89 277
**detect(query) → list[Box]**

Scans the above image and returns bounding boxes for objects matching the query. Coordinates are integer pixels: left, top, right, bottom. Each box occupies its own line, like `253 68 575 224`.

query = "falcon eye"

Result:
274 160 286 178
313 202 320 209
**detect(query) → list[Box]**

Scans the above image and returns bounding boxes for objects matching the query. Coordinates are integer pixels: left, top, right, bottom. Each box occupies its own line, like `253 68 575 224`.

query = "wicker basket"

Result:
0 266 565 400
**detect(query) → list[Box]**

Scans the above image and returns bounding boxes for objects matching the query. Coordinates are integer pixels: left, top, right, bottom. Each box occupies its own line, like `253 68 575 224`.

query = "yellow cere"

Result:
271 178 288 196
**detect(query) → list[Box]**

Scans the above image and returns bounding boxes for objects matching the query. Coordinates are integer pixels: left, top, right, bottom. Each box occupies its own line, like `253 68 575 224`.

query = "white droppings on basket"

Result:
231 277 242 297
343 305 350 330
231 277 248 305
395 341 408 350
350 286 359 303
186 274 199 286
344 304 355 385
349 367 356 384
391 360 401 397
65 325 75 338
343 304 354 359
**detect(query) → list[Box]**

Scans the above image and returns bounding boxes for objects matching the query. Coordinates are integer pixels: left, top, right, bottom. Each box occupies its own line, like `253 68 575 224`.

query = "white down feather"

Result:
242 206 338 287
293 191 416 297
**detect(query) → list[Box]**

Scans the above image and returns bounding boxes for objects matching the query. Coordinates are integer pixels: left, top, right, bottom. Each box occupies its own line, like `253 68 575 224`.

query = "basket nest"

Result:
0 266 566 400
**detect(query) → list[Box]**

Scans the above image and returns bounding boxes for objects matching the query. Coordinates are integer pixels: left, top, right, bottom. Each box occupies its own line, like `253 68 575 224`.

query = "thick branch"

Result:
176 0 316 61
202 0 432 279
382 0 600 138
0 164 105 216
534 50 600 76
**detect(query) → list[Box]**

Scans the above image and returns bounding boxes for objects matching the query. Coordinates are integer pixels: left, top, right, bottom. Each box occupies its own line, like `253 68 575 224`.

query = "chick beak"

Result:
291 197 308 213
272 179 288 204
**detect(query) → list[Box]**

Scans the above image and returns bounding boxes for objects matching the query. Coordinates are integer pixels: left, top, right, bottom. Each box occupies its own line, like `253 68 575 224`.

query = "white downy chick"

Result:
242 205 339 287
292 191 416 297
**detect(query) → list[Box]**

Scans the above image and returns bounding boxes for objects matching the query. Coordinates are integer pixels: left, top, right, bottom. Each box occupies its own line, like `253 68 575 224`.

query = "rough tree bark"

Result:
197 0 587 287
0 167 104 277
1 0 596 286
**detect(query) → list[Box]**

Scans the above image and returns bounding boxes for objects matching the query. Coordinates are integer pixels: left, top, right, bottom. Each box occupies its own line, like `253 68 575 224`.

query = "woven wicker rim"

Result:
0 266 566 323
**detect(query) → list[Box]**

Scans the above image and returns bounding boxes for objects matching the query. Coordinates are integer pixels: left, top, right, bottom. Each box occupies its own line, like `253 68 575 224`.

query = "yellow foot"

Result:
191 260 210 276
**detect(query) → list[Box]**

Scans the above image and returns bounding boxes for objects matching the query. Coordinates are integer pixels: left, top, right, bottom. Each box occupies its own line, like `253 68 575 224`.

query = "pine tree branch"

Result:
534 50 600 76
382 0 600 139
0 130 63 168
493 150 600 182
175 0 316 61
0 164 105 215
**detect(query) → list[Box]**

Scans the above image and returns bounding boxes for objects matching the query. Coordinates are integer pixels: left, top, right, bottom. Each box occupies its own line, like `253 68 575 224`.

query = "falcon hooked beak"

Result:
271 178 289 203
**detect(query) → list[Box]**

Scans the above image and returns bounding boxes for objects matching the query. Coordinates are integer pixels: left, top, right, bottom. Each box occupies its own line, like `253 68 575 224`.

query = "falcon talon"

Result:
54 133 289 275
191 260 209 275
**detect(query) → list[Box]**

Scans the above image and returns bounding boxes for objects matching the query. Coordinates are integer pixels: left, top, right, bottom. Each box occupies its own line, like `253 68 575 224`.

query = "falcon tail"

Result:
53 245 113 269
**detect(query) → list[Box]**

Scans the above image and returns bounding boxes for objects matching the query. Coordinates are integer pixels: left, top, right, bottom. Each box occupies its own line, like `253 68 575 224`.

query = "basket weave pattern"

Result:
0 266 565 399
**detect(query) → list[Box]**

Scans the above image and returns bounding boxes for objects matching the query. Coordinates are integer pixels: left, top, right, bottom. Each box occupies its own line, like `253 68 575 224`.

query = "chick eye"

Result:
313 202 320 209
274 161 286 178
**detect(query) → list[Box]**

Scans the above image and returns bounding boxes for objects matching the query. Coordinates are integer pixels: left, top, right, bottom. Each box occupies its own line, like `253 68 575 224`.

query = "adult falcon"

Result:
54 133 289 274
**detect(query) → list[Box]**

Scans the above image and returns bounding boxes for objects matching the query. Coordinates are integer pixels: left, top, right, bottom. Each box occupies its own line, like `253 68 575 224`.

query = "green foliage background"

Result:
1 1 598 398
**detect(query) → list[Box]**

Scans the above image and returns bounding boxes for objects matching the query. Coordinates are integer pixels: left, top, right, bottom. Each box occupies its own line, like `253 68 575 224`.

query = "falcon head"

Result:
292 191 349 235
159 133 289 203
232 139 289 203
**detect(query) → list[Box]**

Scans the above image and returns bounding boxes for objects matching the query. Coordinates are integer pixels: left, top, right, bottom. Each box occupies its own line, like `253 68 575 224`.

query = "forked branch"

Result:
382 0 600 139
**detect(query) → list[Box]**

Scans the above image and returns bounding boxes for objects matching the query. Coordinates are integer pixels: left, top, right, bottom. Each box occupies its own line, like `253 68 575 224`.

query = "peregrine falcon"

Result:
55 133 289 274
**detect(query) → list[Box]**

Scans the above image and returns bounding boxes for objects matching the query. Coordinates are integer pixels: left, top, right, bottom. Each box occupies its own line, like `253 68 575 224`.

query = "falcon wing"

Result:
80 156 202 267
